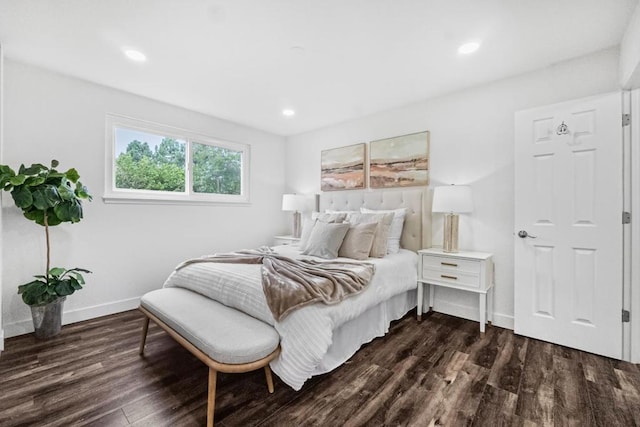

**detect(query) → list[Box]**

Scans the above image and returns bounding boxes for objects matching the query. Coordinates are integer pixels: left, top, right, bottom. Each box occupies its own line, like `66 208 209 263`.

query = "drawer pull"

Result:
441 262 458 267
441 274 458 280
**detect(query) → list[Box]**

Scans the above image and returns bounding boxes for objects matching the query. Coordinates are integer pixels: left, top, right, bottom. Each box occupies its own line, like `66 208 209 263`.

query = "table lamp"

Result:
282 194 306 238
432 185 474 253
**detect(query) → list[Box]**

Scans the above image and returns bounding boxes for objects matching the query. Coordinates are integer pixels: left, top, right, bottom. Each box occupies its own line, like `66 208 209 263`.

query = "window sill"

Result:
102 192 251 206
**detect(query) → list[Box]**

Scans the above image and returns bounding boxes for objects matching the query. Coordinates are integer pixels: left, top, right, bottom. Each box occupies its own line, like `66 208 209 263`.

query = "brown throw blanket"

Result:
176 247 376 321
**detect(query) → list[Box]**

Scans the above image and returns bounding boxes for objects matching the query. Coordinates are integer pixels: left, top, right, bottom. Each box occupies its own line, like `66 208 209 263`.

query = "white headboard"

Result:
319 188 432 252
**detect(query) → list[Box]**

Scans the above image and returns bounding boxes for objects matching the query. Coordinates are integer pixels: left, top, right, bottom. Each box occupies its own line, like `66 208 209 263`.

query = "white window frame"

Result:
104 114 250 205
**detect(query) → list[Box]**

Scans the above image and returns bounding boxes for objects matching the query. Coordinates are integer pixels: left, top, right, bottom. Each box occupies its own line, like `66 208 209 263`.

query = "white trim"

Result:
631 89 640 363
623 90 632 362
4 296 140 338
431 298 514 331
104 113 251 205
0 43 4 354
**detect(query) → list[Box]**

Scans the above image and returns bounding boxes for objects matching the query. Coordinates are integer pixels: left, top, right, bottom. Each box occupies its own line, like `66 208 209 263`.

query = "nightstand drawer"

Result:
421 256 481 275
422 267 481 288
273 236 300 246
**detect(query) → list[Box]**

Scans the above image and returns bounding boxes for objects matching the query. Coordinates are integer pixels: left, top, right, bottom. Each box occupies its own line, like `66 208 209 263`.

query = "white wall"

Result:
285 47 621 329
621 2 640 88
2 60 287 337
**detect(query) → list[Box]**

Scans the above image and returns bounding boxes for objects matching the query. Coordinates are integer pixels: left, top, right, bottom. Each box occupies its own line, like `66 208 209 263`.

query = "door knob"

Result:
517 230 537 239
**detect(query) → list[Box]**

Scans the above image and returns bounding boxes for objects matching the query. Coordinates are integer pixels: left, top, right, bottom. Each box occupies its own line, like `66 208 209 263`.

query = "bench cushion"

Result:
140 288 279 364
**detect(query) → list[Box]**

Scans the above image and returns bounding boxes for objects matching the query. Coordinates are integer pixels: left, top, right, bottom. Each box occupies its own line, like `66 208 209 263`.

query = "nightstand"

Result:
417 248 494 333
273 235 300 246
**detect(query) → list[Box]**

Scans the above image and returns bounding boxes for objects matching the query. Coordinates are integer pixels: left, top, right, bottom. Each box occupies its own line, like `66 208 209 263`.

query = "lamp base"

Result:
443 213 459 253
292 212 301 238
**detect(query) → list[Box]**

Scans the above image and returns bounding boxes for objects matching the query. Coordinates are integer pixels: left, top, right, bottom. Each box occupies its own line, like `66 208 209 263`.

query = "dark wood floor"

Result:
1 310 639 427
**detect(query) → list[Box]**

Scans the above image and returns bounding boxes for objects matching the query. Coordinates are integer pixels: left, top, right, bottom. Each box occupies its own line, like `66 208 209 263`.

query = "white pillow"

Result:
360 207 407 254
302 221 350 259
299 212 347 251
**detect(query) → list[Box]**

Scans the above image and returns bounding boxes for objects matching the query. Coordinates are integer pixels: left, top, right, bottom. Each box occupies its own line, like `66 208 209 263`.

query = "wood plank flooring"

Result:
1 309 639 426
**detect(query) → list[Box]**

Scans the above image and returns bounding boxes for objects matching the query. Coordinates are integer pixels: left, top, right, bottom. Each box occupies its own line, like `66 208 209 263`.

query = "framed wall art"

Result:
321 143 366 191
369 131 429 189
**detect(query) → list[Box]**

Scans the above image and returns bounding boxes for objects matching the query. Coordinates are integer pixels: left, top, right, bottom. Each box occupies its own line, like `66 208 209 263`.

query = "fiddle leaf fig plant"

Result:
0 160 92 306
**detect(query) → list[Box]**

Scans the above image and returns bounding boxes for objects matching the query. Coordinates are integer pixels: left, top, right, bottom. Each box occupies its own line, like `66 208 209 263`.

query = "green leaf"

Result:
75 182 92 200
11 186 33 209
58 181 75 201
22 164 47 175
54 281 75 296
53 203 71 222
0 164 15 176
25 176 46 187
9 175 26 186
23 209 45 225
18 280 46 294
45 209 63 226
72 273 86 285
48 267 66 277
65 168 80 183
32 190 48 210
51 159 59 168
21 280 57 304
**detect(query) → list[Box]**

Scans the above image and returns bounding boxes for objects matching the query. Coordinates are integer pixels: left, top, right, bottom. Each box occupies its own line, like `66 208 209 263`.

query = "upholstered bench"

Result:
138 288 280 427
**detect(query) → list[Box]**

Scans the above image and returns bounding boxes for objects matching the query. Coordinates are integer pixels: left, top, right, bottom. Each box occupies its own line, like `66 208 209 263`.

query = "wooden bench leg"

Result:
207 368 217 427
264 365 275 393
139 316 150 355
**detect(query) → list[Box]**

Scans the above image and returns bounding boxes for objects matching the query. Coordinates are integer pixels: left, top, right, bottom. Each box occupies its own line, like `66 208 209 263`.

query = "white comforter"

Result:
162 245 417 390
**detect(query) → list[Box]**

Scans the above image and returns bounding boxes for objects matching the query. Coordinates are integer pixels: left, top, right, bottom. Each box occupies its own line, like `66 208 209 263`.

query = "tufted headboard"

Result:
319 188 431 252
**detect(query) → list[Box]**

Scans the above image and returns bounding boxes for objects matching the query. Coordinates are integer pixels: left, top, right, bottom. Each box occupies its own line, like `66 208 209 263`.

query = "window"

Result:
104 115 250 204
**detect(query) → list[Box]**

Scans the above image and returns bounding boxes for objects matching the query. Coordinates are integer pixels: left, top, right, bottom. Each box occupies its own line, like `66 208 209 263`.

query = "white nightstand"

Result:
417 248 494 333
273 235 300 246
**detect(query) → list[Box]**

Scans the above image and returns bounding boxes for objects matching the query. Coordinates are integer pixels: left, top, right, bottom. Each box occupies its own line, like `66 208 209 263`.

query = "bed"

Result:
162 189 431 390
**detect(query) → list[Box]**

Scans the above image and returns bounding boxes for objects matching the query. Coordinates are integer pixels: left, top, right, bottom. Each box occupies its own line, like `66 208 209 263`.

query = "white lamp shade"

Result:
432 185 474 213
282 194 306 211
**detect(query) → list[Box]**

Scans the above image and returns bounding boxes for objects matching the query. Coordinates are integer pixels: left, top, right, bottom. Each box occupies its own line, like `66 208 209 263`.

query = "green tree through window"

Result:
114 130 242 196
192 142 241 195
115 137 186 192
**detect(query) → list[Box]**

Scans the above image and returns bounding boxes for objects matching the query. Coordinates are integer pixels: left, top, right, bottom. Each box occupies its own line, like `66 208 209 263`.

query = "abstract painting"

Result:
321 143 366 191
369 131 429 188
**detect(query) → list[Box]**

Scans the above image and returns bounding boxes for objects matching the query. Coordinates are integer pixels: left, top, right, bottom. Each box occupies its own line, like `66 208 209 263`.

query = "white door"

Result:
514 92 623 359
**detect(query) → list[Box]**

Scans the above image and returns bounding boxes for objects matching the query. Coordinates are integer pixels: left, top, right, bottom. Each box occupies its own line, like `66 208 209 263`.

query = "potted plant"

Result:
0 160 92 339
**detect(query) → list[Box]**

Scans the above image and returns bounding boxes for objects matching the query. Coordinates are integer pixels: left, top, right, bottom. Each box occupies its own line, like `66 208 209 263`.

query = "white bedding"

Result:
162 245 418 390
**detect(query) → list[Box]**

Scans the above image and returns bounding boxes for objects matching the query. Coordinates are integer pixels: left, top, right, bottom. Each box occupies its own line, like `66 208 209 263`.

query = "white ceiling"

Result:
0 0 637 136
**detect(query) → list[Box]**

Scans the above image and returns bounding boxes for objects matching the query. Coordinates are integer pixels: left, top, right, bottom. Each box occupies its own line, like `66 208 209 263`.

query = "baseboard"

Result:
432 299 514 331
0 328 4 353
4 297 141 339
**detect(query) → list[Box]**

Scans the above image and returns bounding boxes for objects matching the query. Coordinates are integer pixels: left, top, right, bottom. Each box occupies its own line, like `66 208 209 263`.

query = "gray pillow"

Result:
346 212 394 258
338 222 377 260
302 221 350 259
299 212 347 251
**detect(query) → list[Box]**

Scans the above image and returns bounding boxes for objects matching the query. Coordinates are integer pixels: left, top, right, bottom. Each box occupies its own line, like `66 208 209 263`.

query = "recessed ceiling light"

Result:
282 109 295 117
124 49 147 62
458 41 481 55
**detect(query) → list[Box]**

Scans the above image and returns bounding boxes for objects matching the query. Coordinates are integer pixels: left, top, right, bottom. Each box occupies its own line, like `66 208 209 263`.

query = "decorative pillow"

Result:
302 221 350 259
338 222 377 260
360 207 407 254
347 212 394 258
299 212 347 251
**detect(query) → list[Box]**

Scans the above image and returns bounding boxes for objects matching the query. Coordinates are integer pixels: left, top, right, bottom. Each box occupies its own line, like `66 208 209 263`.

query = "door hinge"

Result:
623 211 631 224
623 310 630 323
623 114 631 127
